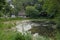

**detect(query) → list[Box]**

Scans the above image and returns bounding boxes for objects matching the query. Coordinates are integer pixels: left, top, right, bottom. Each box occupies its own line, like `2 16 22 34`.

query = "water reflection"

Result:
16 20 56 38
16 20 32 32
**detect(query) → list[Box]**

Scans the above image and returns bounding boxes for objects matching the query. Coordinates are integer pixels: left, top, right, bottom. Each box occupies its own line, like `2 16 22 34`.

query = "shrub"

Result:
26 6 39 18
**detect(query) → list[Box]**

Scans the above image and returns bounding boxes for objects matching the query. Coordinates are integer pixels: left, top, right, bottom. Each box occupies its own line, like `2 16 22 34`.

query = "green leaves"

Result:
26 6 39 18
43 0 56 13
42 0 60 18
0 0 6 10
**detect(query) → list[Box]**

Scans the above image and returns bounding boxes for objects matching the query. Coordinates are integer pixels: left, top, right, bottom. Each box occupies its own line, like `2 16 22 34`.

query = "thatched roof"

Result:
18 10 26 16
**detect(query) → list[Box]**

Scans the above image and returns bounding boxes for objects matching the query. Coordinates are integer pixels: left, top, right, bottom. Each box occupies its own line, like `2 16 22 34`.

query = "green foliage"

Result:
15 32 32 40
0 11 3 17
0 27 53 40
0 0 6 10
2 4 12 16
0 30 17 40
38 0 43 2
35 4 42 12
43 0 56 13
0 27 32 40
42 0 60 18
0 17 24 22
26 6 39 18
12 0 23 11
0 0 60 18
55 31 60 40
0 22 15 29
0 0 6 16
0 0 14 17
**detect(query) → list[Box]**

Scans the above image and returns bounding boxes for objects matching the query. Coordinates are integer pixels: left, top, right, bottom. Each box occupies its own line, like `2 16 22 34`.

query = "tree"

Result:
0 0 7 16
12 0 22 11
26 6 39 18
0 0 6 10
42 0 60 18
35 4 42 12
0 0 14 17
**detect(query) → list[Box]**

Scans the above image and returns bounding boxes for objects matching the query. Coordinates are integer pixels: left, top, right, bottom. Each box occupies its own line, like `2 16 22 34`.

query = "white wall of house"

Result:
11 15 16 18
18 16 26 18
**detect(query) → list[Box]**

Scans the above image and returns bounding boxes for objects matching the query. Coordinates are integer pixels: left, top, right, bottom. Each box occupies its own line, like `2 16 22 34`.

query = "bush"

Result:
0 31 32 40
26 6 39 18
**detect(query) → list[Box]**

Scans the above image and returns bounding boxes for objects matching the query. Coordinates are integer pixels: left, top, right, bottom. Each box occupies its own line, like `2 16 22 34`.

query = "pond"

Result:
14 20 56 38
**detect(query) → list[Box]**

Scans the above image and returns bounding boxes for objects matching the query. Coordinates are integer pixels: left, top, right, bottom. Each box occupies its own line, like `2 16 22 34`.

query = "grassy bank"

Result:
0 17 26 22
0 23 15 30
0 30 53 40
0 18 60 40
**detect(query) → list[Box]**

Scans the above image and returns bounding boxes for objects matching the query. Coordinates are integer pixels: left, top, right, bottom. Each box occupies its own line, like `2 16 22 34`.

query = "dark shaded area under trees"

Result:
0 0 60 19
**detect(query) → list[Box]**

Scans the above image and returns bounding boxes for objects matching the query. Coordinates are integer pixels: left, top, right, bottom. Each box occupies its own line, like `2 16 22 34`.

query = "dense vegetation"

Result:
12 0 60 18
0 0 60 40
0 0 60 18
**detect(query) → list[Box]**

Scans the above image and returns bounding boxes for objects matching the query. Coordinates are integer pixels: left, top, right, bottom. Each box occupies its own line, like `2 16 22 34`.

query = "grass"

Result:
0 18 60 40
0 18 32 40
0 29 32 40
0 17 26 22
0 19 53 40
0 30 53 40
0 22 16 29
0 22 16 40
55 31 60 40
55 19 60 40
0 30 16 40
